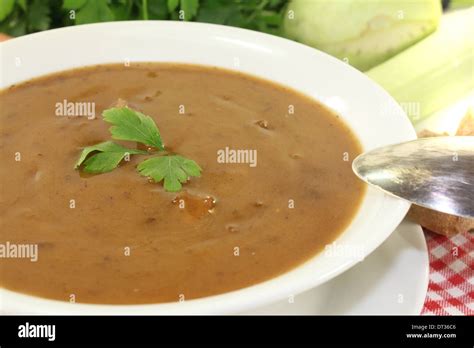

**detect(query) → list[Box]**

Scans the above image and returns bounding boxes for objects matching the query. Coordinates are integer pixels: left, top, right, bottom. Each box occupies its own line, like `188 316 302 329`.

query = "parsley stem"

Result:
142 0 149 20
246 0 269 24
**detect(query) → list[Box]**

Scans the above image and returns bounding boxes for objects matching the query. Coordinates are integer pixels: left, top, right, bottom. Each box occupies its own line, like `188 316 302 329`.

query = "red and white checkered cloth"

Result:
421 230 474 315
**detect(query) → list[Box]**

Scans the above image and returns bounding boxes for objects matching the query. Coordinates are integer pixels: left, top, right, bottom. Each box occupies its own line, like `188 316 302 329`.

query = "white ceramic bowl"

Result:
0 21 416 314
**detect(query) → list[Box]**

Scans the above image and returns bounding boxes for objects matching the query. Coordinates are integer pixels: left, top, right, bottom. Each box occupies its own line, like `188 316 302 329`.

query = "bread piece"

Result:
409 108 474 235
407 205 474 236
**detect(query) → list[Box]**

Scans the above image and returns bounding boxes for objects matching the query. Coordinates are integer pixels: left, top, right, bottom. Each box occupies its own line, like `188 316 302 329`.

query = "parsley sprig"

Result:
75 106 201 192
0 1 286 37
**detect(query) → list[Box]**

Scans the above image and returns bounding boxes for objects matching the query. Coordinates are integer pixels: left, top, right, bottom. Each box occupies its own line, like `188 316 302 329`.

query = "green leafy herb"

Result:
0 0 15 22
75 141 147 173
138 155 202 192
75 106 201 192
196 0 286 34
146 0 168 20
74 0 114 25
0 0 288 37
26 0 51 31
17 0 27 11
180 0 199 20
62 0 87 10
167 0 179 12
103 107 164 150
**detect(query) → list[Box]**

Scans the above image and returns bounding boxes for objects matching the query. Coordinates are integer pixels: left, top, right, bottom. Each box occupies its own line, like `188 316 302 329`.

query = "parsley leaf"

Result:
27 0 51 31
103 107 164 150
180 0 199 20
137 155 202 192
167 0 179 12
147 0 168 20
17 0 27 11
197 0 240 24
75 141 147 173
74 0 114 25
62 0 87 10
0 5 26 36
0 0 15 22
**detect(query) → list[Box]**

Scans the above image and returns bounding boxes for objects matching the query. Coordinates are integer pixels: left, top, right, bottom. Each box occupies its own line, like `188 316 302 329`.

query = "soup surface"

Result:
0 63 365 304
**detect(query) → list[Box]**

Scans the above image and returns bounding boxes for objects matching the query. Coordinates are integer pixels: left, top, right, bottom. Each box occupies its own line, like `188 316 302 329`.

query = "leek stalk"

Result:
366 8 474 123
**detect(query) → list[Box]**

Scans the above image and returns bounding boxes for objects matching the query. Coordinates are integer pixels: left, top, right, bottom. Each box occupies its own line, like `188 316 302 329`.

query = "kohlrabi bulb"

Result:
283 0 442 71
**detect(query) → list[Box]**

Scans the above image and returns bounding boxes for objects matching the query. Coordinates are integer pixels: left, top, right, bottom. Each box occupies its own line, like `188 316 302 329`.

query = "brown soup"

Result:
0 63 365 304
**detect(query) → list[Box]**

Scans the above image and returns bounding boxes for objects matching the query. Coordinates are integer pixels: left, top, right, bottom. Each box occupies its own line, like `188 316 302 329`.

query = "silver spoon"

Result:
352 136 474 219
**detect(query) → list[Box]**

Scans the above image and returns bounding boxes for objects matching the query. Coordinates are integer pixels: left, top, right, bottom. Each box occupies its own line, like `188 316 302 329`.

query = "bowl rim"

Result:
0 20 416 314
